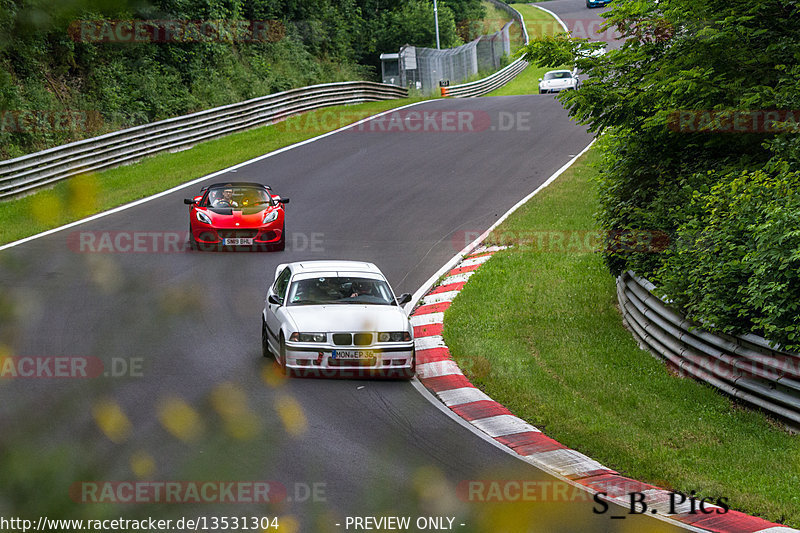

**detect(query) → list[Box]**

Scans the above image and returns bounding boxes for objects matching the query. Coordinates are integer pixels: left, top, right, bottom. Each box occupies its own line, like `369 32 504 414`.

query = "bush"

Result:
519 0 800 347
656 168 800 350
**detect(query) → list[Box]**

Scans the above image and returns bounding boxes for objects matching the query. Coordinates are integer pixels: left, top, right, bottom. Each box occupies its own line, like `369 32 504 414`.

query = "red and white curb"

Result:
409 245 797 533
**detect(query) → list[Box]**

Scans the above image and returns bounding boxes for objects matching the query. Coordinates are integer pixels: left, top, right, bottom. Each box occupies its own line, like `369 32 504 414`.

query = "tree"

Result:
518 0 800 274
518 0 800 346
375 0 462 54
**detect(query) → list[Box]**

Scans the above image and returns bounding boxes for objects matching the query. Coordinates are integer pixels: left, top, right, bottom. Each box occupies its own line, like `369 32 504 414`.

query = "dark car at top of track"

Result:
184 182 289 251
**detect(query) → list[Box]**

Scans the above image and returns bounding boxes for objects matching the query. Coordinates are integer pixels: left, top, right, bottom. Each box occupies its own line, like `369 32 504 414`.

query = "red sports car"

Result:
184 182 289 251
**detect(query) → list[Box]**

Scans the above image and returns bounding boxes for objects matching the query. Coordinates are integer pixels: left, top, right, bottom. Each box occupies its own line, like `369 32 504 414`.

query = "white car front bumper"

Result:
539 83 577 93
284 341 415 377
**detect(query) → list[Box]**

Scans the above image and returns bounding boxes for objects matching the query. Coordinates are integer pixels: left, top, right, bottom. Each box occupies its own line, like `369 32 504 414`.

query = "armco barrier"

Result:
0 81 407 200
617 271 800 427
441 59 529 98
442 0 531 98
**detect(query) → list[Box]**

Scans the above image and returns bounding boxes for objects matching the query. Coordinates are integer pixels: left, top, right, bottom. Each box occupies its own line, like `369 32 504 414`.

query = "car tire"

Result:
539 90 546 94
279 332 291 377
275 224 286 252
262 318 271 358
188 226 198 250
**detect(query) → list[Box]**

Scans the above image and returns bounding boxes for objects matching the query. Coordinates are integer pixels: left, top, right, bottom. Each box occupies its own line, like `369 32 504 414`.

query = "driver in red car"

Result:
212 186 238 207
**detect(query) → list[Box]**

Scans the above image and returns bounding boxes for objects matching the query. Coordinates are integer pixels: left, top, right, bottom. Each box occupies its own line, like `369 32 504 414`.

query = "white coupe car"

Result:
262 260 415 378
538 70 580 94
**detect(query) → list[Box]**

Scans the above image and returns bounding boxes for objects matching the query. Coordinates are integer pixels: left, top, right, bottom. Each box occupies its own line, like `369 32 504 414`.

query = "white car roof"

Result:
290 261 382 274
292 271 384 282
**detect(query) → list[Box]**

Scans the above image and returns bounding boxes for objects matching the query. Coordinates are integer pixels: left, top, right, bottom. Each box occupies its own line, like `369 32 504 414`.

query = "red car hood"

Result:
201 207 274 227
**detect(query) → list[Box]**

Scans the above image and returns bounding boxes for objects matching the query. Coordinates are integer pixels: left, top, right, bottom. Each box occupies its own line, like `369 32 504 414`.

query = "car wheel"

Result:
188 226 198 250
262 318 271 358
279 332 291 377
539 90 545 94
275 224 286 251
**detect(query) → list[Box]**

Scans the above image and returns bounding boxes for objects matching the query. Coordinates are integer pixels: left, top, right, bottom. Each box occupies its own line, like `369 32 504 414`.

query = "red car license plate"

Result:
223 238 253 245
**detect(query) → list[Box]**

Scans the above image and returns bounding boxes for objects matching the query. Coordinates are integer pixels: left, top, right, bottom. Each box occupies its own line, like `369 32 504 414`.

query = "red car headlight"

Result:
262 209 279 224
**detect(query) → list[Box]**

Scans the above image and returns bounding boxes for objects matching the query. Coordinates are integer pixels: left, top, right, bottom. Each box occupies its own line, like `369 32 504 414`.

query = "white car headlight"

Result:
290 332 326 342
378 332 412 342
263 210 279 224
196 211 212 224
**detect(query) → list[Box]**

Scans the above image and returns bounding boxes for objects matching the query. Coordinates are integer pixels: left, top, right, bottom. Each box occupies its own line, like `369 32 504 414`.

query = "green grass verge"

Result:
443 146 800 527
487 4 570 97
0 98 426 246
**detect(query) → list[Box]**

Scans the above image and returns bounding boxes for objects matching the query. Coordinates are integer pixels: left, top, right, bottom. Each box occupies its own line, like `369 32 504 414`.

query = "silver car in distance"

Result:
538 69 581 94
262 261 415 378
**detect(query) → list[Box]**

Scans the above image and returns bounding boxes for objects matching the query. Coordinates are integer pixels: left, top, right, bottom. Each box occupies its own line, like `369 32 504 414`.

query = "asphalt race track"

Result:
0 92 684 532
540 0 621 50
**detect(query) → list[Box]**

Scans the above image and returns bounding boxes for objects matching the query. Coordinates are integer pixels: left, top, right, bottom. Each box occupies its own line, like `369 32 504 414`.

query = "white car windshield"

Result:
287 277 395 306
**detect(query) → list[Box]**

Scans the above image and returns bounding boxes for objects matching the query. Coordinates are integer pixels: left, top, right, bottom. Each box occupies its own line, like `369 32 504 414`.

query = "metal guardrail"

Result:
441 59 529 98
0 81 407 200
617 271 800 427
441 0 530 98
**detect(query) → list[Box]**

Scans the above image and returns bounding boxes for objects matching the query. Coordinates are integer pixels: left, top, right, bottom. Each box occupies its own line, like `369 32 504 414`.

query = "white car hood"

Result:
285 304 408 333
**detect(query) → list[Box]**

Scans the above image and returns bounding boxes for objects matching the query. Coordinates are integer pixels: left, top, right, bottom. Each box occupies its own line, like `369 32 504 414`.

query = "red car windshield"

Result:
203 186 272 208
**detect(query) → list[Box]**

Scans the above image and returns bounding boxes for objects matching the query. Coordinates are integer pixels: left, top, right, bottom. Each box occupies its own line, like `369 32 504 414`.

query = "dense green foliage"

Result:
659 169 800 350
519 0 800 348
0 0 485 158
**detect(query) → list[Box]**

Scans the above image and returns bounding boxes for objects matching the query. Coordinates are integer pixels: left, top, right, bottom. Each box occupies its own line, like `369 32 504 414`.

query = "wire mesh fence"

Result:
398 21 512 94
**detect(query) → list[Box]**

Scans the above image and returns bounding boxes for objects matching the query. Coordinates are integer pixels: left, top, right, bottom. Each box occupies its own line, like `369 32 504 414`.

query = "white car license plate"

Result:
223 237 253 245
332 350 375 360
